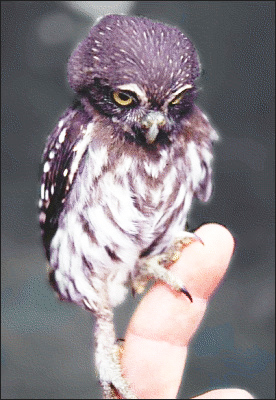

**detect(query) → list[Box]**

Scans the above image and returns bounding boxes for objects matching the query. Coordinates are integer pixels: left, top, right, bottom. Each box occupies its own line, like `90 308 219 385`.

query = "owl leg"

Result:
94 290 137 399
134 231 203 301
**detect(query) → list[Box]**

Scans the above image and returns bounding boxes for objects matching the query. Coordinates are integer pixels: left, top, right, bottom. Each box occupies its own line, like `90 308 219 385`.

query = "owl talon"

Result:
193 233 204 246
134 231 201 300
180 287 193 302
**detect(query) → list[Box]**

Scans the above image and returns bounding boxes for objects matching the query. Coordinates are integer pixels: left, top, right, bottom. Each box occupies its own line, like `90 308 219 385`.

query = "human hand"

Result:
120 223 254 399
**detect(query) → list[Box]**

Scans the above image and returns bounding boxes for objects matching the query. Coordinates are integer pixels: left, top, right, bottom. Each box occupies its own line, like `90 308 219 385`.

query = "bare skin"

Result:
120 223 254 399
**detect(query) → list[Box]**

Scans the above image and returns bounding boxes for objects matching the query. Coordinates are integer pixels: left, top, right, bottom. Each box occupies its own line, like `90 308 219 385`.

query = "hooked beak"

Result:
141 111 166 144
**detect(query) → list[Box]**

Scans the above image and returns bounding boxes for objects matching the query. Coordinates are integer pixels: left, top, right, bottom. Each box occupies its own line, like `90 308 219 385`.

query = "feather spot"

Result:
63 169 68 177
58 128 67 143
43 161 50 173
39 211 46 225
45 189 49 201
49 150 55 159
104 246 121 262
41 183 45 200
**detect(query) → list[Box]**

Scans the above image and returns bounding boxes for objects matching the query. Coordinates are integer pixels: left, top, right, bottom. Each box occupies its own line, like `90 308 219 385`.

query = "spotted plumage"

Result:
39 14 218 399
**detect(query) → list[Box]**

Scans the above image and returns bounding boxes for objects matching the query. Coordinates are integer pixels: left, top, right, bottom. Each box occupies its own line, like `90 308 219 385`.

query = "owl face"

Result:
68 15 200 146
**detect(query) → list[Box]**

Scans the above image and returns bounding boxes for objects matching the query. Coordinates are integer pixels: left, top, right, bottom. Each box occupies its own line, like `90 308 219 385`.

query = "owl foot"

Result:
100 343 137 399
161 231 204 266
135 231 203 302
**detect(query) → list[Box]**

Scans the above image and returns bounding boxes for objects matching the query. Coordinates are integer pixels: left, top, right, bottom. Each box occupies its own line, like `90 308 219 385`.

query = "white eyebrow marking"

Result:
165 84 194 106
117 83 148 104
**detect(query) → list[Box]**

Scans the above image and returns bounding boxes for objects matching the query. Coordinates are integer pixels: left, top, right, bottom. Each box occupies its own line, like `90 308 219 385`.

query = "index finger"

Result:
121 223 235 398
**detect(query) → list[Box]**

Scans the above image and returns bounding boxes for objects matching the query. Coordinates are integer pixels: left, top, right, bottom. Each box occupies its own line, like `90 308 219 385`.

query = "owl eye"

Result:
169 87 196 107
112 91 134 106
170 92 185 105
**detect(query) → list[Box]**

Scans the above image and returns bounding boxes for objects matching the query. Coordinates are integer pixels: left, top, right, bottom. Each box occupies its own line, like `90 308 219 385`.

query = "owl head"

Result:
68 14 201 146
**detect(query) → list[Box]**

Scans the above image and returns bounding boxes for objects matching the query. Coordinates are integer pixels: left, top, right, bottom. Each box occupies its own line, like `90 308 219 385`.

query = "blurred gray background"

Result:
1 1 275 398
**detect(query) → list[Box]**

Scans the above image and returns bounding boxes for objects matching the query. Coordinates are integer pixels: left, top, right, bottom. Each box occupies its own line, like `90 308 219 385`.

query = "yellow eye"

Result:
113 91 134 106
170 92 184 105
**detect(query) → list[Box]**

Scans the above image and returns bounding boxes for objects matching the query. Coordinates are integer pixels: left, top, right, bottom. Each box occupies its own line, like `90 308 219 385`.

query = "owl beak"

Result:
141 111 166 144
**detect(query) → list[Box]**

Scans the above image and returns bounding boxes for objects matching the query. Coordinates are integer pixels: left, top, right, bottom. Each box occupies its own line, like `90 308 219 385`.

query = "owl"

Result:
39 14 218 399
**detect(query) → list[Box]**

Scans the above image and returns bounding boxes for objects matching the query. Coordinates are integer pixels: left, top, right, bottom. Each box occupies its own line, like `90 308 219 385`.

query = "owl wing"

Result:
39 103 92 259
188 106 219 202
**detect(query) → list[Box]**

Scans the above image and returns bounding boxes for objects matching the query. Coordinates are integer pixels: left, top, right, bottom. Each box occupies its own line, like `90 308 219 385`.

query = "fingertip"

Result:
172 223 235 300
195 223 235 253
192 388 255 399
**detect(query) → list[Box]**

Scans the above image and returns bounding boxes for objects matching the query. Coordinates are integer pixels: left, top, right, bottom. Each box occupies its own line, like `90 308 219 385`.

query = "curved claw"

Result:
180 287 193 302
192 232 204 245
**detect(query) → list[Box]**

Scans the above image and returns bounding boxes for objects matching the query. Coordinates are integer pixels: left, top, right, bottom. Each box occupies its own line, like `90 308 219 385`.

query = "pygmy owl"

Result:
39 14 218 399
